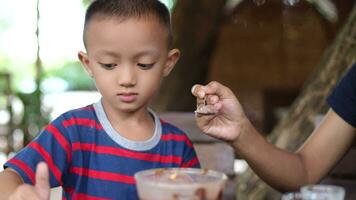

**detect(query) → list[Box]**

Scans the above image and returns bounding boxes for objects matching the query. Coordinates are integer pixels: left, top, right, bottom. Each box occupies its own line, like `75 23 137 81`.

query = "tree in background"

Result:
18 0 49 148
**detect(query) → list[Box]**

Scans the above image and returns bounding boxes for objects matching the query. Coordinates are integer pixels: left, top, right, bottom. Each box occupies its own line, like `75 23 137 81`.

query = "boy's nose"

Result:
118 66 137 87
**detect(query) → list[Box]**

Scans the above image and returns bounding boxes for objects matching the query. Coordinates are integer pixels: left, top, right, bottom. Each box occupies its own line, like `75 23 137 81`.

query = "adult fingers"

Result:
206 95 219 105
204 81 234 99
195 95 220 115
192 81 234 100
191 84 206 99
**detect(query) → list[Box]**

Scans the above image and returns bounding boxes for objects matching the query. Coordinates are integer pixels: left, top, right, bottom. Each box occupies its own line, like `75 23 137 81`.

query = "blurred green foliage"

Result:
82 0 91 7
0 19 10 30
45 61 95 91
18 89 50 144
0 0 97 150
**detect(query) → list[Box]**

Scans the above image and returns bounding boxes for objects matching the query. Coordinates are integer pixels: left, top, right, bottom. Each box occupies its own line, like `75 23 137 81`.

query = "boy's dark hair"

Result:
83 0 172 48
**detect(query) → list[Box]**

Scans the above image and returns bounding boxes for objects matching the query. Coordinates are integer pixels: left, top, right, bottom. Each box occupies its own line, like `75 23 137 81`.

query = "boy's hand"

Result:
191 81 249 143
9 162 50 200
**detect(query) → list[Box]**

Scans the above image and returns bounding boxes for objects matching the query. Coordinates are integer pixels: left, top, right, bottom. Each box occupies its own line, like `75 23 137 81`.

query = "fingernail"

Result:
191 85 197 94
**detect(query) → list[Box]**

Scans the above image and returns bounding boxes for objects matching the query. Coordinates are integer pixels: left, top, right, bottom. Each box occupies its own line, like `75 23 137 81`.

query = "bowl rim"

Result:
134 168 228 188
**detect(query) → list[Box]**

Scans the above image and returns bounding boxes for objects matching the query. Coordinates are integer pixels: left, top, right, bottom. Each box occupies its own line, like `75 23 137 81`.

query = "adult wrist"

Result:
230 117 256 152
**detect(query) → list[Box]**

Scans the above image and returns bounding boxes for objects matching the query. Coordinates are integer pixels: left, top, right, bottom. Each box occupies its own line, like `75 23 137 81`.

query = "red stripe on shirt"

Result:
80 105 95 111
159 119 168 124
70 167 135 185
161 133 193 147
72 193 110 200
8 158 35 184
64 187 74 194
29 142 63 185
46 124 71 163
62 118 103 130
72 142 182 164
181 157 200 168
64 187 110 200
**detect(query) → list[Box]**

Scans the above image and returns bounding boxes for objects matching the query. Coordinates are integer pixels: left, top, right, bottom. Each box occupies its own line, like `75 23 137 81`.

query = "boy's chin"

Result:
115 104 148 113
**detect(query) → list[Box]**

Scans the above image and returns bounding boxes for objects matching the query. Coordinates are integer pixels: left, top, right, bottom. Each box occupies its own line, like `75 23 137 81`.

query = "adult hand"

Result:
191 81 249 142
9 162 50 200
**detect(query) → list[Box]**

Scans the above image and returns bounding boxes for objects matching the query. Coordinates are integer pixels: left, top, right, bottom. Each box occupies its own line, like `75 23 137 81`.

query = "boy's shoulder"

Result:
159 119 187 135
159 119 194 148
55 104 97 121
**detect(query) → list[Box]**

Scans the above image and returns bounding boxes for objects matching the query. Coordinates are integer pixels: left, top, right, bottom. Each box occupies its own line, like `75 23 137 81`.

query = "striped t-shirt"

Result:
4 101 200 200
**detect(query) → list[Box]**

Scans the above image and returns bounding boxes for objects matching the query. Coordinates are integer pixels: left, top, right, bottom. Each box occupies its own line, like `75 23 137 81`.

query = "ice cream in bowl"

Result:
134 168 228 200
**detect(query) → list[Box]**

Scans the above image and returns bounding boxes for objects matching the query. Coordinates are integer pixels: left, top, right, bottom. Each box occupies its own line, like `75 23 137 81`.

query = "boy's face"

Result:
79 16 179 113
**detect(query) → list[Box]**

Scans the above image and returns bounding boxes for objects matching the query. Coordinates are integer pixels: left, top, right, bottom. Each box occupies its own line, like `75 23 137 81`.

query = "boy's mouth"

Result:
117 92 138 103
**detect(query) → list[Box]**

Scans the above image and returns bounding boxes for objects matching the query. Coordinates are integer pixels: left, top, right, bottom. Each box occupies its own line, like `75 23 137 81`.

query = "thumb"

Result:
35 162 50 200
205 81 233 99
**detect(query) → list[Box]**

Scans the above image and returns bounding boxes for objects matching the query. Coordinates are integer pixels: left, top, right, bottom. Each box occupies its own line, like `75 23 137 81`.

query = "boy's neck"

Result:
101 101 155 141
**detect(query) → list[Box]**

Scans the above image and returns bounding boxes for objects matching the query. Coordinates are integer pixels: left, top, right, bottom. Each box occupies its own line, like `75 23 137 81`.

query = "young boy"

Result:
0 0 200 199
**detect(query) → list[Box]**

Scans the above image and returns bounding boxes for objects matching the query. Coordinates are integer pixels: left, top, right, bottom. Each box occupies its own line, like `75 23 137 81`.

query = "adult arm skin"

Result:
235 109 355 191
192 81 355 191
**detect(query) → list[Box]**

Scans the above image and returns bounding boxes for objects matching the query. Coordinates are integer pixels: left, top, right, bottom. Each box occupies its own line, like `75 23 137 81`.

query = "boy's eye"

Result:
137 63 155 69
99 63 116 69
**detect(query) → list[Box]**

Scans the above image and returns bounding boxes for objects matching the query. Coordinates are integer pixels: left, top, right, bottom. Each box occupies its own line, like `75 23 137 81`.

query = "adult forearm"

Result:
0 169 24 199
232 120 310 191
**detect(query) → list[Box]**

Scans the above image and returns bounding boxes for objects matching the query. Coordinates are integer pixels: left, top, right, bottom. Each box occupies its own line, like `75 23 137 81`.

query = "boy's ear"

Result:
163 49 180 77
78 51 93 77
